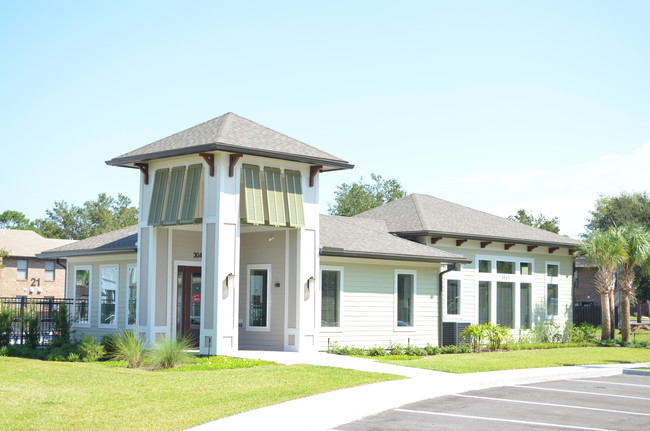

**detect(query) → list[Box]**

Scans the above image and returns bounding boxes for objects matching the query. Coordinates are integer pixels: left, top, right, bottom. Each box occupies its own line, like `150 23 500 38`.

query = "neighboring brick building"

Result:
574 257 600 306
0 229 75 298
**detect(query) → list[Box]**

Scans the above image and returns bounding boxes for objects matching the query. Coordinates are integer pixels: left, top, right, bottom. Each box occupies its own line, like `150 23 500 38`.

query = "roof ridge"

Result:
409 194 428 231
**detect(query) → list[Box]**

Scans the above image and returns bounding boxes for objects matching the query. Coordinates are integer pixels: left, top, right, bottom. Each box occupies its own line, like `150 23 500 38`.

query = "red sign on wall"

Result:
192 294 201 302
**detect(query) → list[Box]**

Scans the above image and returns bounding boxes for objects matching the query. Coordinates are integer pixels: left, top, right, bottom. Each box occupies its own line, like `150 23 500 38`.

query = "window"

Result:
496 261 515 274
446 279 460 315
478 260 491 273
396 272 415 328
519 262 532 276
44 261 55 281
496 281 514 327
247 266 269 329
520 283 532 329
99 265 118 327
547 264 559 277
321 269 341 327
478 281 491 324
547 284 558 316
74 266 91 326
16 260 27 280
127 264 137 327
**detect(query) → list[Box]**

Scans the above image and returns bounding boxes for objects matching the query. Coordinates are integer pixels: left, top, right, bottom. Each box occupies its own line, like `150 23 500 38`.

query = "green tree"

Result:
508 209 560 233
616 225 650 342
577 229 627 341
585 192 650 234
328 174 406 216
35 193 138 240
0 210 34 230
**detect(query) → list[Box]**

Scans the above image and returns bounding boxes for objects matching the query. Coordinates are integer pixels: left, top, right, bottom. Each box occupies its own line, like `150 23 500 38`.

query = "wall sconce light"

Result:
307 276 315 291
268 235 274 242
274 282 280 288
226 273 235 289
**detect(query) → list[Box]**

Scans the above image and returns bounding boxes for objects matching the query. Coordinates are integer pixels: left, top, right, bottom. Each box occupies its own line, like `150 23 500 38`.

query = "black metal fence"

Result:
574 303 602 326
0 297 74 346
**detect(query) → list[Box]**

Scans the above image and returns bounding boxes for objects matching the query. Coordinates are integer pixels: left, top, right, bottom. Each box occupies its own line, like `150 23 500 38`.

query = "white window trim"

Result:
72 265 92 328
246 264 272 332
545 261 560 318
16 259 28 280
98 264 119 329
320 265 344 332
125 264 138 329
394 269 417 332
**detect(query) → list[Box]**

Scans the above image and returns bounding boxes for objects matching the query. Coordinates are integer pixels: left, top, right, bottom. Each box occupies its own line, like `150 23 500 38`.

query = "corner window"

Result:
446 279 460 315
396 272 415 328
547 264 559 277
519 262 532 276
44 261 55 281
73 266 91 326
16 260 27 280
247 266 270 330
321 269 341 327
99 265 118 327
127 264 138 327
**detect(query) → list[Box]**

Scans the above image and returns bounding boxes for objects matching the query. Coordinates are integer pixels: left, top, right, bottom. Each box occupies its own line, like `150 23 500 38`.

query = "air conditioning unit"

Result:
442 322 470 346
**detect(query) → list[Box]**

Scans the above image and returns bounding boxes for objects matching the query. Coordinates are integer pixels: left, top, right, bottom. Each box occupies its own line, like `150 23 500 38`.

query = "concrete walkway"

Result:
187 351 650 431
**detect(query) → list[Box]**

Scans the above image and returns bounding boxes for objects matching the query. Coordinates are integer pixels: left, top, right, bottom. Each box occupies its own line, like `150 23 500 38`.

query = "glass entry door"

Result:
176 266 201 347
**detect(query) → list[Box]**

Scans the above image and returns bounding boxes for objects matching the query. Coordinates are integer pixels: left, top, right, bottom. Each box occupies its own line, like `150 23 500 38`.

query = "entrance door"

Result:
176 266 201 346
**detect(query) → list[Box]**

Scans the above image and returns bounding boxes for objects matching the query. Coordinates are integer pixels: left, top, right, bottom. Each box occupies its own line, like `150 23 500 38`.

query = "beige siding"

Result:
318 257 440 350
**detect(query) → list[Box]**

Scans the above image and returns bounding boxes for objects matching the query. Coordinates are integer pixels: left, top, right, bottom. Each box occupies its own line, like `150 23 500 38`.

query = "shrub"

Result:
79 335 106 362
387 342 406 356
534 322 563 343
566 323 597 343
52 303 71 347
485 324 510 351
457 342 471 353
67 352 81 362
461 323 488 352
0 305 14 348
112 330 147 368
0 346 8 356
102 334 120 356
367 346 387 356
424 343 441 355
9 345 34 358
404 345 427 356
150 336 194 369
441 345 458 354
24 302 40 349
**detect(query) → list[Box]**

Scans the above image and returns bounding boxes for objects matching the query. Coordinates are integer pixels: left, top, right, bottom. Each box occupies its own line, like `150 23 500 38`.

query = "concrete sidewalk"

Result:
187 351 650 431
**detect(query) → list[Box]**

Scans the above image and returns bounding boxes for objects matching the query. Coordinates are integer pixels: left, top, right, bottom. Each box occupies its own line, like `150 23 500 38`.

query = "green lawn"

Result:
0 357 401 431
375 347 650 373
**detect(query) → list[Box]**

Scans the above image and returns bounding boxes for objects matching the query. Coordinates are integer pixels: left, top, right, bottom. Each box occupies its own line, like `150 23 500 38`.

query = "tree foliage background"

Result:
328 174 406 217
0 193 138 240
508 209 560 233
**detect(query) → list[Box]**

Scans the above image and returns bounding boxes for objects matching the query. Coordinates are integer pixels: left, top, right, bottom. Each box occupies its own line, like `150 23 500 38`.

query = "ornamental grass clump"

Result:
150 336 194 369
112 330 147 368
79 335 106 362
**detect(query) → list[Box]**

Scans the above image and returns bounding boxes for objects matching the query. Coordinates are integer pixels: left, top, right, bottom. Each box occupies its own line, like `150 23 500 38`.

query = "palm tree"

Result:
617 225 650 342
577 229 627 340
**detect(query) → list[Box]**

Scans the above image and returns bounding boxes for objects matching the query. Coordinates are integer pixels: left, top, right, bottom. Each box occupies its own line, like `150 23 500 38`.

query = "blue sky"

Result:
1 1 649 238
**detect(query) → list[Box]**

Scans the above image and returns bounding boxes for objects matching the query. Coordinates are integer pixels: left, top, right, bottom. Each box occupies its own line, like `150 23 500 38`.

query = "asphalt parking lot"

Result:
334 374 650 430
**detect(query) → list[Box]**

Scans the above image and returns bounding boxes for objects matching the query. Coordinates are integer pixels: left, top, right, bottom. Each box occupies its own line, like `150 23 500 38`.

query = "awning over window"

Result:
148 164 203 226
285 170 305 228
264 167 286 227
242 164 265 225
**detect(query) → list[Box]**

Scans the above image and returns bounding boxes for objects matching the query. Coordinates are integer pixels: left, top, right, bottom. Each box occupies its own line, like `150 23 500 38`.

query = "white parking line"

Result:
394 409 615 431
512 385 650 401
568 379 650 388
453 394 650 416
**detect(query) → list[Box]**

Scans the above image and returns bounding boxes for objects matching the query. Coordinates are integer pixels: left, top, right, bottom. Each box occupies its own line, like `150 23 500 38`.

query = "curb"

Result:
623 368 650 376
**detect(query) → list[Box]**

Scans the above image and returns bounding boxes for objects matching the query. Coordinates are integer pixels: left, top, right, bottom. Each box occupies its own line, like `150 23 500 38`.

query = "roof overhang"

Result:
106 143 354 172
37 247 137 259
320 247 472 264
396 231 581 249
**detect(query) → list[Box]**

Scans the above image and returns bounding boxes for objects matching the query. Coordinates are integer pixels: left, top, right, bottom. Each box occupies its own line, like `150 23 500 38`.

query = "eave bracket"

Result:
134 163 149 185
199 153 215 177
229 154 243 177
310 165 323 187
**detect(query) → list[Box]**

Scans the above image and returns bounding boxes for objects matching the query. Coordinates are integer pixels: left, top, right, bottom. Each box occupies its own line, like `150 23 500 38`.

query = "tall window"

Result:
321 269 341 327
99 265 118 327
44 260 55 281
396 272 415 328
520 283 532 329
546 263 559 316
496 281 514 327
248 267 269 329
127 264 137 327
446 279 460 315
16 260 27 280
478 281 491 324
74 266 91 326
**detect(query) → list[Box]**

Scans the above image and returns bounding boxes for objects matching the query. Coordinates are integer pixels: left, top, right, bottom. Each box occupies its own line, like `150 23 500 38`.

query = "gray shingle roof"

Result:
320 214 469 263
107 113 353 171
38 225 138 258
355 194 581 247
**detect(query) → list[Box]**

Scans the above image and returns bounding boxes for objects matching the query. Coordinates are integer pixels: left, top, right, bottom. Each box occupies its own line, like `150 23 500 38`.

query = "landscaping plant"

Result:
112 330 147 368
150 336 194 369
24 302 40 349
461 323 488 352
485 323 510 350
0 304 14 347
51 302 71 346
78 335 106 362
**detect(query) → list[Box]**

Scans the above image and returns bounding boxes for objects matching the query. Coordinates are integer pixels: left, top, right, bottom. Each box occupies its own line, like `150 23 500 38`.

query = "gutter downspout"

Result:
438 263 457 347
